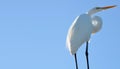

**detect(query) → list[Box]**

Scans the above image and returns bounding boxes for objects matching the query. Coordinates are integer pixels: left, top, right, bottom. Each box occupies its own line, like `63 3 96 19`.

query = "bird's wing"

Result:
66 14 93 55
92 16 103 34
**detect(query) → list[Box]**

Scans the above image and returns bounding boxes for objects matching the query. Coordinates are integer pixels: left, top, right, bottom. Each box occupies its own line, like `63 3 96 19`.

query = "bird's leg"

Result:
74 53 78 69
85 41 89 69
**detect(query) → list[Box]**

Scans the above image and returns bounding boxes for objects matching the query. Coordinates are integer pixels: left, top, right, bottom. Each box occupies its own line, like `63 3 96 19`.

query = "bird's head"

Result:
87 5 116 15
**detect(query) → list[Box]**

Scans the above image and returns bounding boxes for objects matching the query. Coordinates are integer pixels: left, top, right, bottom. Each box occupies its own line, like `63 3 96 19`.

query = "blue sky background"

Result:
0 0 120 69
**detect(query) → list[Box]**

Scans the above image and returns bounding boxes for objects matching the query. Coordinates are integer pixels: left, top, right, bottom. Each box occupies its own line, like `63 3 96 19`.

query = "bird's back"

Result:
66 14 93 55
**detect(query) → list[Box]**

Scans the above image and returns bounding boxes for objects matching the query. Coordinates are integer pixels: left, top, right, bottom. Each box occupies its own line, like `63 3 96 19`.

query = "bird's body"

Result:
66 14 93 55
66 5 116 69
66 14 103 55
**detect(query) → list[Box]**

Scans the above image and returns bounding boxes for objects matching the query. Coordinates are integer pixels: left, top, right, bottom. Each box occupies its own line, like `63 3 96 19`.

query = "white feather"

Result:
66 14 93 55
92 16 103 34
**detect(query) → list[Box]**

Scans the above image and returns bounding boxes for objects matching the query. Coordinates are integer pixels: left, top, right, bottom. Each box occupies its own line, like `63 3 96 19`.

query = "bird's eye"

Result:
96 7 101 9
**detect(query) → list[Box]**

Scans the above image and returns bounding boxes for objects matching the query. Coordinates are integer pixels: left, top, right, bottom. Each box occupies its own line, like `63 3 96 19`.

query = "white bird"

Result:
66 5 116 69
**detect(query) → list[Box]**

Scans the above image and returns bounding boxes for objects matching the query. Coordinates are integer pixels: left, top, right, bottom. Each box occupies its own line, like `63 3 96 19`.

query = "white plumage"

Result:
92 16 103 34
66 5 116 69
66 14 93 55
66 14 103 55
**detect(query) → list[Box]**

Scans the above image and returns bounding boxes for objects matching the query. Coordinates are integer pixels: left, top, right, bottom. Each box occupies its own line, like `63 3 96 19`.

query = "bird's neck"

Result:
87 9 103 16
86 11 95 16
86 12 92 16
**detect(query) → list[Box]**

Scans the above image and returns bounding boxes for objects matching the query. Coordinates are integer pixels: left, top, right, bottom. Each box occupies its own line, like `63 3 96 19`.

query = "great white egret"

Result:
66 5 116 69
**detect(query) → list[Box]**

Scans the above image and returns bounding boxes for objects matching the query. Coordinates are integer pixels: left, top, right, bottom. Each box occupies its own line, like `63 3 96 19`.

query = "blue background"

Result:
0 0 120 69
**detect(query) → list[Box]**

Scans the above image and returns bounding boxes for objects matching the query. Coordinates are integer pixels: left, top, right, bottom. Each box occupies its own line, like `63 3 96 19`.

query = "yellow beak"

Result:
102 5 116 9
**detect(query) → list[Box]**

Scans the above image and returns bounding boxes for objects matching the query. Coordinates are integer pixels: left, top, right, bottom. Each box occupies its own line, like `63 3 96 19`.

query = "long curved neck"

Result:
86 8 103 16
86 11 94 16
